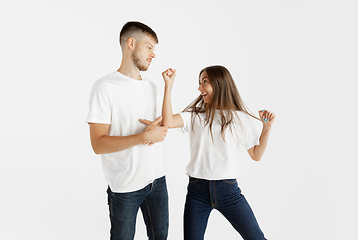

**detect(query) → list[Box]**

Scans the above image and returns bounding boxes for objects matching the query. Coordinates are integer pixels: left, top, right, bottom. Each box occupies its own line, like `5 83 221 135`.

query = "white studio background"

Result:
1 0 357 239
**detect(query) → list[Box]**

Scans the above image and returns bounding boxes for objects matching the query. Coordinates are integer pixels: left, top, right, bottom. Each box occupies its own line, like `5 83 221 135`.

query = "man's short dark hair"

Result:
119 21 158 48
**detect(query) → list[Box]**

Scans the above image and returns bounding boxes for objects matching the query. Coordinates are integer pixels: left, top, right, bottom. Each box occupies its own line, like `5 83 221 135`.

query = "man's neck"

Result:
117 61 142 80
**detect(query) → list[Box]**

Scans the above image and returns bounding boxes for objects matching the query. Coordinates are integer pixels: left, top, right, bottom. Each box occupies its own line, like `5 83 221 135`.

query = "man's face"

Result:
132 34 156 71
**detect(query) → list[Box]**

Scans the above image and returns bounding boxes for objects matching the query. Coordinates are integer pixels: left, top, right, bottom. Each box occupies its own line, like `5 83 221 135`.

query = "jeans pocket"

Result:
189 176 199 183
223 179 237 184
107 186 113 205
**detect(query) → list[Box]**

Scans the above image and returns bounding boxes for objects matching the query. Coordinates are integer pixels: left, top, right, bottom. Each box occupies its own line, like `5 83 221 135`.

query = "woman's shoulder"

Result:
233 110 248 117
234 111 258 123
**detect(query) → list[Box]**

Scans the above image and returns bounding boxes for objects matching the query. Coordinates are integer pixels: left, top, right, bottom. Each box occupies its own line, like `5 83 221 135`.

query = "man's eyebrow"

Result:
146 42 154 47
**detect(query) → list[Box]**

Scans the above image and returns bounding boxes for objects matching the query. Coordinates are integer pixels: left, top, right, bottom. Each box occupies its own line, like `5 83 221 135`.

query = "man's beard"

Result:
132 50 148 71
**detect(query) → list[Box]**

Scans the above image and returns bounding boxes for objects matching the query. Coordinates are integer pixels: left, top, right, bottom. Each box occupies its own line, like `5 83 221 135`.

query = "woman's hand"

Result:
259 110 276 128
162 68 176 87
248 110 276 161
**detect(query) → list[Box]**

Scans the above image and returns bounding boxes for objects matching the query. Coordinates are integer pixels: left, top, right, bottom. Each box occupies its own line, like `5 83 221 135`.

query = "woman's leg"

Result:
184 177 213 240
216 180 266 240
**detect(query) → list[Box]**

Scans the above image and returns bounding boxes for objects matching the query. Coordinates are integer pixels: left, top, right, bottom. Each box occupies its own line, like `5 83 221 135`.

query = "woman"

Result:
145 65 274 239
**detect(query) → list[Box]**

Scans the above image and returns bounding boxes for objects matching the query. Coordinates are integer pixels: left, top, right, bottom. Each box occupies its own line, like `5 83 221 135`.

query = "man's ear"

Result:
127 37 135 50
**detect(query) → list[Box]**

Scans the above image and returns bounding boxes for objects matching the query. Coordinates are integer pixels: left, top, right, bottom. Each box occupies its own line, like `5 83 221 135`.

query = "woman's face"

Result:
198 71 214 103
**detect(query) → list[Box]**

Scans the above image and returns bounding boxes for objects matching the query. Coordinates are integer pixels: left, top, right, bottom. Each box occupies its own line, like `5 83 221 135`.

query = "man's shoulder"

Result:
93 71 123 88
97 71 119 83
142 77 158 89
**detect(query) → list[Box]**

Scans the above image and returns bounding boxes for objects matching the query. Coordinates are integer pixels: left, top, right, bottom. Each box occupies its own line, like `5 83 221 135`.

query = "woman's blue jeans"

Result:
184 177 266 240
107 176 169 240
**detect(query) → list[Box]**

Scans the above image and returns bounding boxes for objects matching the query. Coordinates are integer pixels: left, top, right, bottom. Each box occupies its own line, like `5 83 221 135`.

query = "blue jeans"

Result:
184 177 266 240
107 176 169 240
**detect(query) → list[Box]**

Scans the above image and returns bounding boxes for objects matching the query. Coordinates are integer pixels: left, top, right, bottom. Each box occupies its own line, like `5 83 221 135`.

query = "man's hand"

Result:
140 116 168 146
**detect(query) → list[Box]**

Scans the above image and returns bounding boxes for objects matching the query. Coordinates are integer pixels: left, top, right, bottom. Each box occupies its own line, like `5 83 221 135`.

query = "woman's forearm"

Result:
251 125 272 161
161 68 184 129
162 84 174 127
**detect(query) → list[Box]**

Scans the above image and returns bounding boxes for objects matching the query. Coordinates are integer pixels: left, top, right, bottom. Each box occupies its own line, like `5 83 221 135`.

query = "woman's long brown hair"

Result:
183 65 259 140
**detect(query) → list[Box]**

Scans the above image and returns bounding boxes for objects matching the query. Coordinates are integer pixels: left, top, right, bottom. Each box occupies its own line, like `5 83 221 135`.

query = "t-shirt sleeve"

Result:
178 112 192 133
244 116 261 150
86 80 112 124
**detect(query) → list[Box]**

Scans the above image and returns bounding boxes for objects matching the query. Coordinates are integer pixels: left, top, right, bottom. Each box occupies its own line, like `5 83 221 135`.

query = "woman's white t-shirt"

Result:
179 111 261 180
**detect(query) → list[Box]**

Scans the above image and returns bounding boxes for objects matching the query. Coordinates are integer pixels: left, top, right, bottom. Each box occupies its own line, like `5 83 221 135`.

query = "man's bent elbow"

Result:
252 157 262 162
91 141 105 155
251 155 262 162
91 145 101 155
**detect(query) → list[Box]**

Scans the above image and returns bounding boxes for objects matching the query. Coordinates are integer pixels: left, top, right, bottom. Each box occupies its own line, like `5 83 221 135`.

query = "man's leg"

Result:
107 186 148 240
140 176 169 240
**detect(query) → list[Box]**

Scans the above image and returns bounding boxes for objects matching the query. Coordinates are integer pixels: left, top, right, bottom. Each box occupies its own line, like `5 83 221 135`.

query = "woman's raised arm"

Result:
161 68 184 128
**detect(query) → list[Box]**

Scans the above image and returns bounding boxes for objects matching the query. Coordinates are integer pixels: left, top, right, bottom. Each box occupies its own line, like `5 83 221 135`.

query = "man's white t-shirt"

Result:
179 111 261 180
87 71 164 193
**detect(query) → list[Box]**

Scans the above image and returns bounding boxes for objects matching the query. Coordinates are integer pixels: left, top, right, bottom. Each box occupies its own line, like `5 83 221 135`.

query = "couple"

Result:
87 21 275 240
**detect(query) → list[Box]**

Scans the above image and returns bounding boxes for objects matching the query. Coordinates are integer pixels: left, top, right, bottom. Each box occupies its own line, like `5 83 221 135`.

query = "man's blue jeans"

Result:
184 177 266 240
107 176 169 240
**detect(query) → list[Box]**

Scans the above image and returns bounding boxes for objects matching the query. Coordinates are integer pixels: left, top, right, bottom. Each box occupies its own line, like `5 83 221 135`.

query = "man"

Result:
87 21 169 240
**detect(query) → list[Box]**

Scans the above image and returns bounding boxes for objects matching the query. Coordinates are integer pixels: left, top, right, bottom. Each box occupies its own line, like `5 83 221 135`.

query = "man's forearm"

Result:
92 133 145 155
